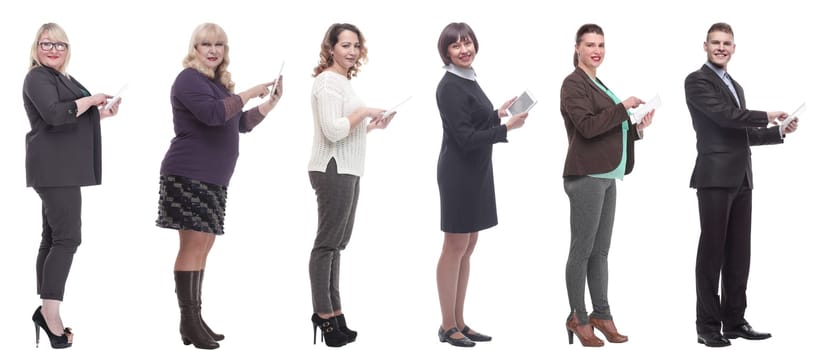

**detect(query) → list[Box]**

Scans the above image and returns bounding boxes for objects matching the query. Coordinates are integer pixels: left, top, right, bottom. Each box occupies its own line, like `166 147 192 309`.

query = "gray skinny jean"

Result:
563 176 616 325
308 159 360 314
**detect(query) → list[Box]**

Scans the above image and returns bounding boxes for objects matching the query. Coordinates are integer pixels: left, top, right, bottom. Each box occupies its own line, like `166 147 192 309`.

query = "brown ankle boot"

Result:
566 313 604 347
175 271 219 349
590 317 628 343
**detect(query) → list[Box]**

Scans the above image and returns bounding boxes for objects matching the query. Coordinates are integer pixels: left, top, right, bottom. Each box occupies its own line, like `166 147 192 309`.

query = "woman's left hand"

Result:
498 96 518 118
368 112 394 132
636 110 655 131
100 98 121 119
259 76 283 115
270 75 283 100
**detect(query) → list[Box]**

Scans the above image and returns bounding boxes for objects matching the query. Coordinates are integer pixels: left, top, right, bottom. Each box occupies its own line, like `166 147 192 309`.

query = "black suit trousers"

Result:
695 185 752 334
34 186 82 301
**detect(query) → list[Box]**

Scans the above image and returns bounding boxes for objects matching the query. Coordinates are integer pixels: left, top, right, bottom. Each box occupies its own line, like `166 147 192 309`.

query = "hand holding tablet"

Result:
629 94 661 123
104 83 128 111
382 95 411 118
507 90 537 116
271 60 285 97
782 102 805 129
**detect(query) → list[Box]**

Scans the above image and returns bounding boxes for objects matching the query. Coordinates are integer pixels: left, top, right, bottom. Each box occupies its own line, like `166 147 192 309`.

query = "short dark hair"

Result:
573 24 604 67
706 22 733 41
437 22 478 66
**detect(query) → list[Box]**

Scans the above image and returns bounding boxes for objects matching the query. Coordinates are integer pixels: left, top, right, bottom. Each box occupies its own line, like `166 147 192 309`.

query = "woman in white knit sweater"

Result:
307 22 395 347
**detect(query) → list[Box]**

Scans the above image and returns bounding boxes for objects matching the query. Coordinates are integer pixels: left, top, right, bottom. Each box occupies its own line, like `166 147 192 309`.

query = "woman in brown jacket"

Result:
559 23 654 347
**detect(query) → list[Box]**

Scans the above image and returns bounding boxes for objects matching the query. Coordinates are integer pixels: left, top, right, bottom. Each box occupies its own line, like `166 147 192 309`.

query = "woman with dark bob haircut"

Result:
434 22 529 348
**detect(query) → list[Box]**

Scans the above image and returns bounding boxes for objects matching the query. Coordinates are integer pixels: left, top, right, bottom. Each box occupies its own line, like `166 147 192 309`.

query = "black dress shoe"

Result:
32 307 73 349
460 326 491 342
438 327 475 347
697 333 731 347
723 324 771 340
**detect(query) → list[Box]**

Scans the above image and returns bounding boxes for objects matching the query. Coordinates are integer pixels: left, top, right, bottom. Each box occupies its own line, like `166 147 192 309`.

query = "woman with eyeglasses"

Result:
23 22 122 349
155 22 281 349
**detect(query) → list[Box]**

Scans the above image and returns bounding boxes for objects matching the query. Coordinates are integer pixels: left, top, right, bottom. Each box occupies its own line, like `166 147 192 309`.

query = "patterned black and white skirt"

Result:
156 175 227 235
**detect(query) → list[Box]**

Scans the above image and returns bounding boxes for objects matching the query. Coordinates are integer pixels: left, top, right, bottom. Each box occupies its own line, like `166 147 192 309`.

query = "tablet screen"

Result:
508 90 537 116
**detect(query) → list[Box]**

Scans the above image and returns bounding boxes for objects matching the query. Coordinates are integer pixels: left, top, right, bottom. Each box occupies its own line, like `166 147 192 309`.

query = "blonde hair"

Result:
312 23 368 79
182 23 235 92
29 23 71 74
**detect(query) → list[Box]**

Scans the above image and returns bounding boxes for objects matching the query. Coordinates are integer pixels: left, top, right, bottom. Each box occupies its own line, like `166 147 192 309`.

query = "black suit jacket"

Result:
23 66 102 187
560 68 641 177
685 64 782 189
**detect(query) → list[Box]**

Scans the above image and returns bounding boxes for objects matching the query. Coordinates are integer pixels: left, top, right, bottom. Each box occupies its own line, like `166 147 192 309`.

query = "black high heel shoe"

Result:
335 314 357 343
311 314 349 347
32 306 72 349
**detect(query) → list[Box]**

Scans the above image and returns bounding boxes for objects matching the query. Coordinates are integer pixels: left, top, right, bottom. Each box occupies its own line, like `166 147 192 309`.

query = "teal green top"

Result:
589 78 628 180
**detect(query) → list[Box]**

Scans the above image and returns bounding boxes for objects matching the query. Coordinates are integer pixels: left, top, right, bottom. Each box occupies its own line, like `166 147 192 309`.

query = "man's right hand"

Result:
767 111 787 125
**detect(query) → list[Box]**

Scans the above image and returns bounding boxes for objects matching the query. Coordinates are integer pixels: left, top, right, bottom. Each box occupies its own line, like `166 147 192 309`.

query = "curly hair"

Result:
312 23 368 80
182 23 235 92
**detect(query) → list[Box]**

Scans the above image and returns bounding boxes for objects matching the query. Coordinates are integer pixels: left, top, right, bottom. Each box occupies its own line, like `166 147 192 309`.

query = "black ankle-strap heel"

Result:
311 314 349 347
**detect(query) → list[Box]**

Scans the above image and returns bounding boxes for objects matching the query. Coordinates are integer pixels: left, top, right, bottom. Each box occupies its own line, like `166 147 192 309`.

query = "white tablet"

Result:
271 60 285 97
507 90 537 116
629 94 662 123
782 102 805 128
104 83 128 111
382 95 412 118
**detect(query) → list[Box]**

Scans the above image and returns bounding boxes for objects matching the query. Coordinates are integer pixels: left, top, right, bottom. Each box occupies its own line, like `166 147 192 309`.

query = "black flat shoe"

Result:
697 333 731 347
32 306 72 349
723 324 771 340
460 326 491 342
438 327 475 347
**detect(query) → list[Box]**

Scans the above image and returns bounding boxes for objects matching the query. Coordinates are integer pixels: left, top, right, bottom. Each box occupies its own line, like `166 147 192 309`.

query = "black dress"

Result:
436 71 508 233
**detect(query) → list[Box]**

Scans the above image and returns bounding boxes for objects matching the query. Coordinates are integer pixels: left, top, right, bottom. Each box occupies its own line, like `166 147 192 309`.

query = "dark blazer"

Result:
560 68 641 177
684 64 782 189
23 66 102 188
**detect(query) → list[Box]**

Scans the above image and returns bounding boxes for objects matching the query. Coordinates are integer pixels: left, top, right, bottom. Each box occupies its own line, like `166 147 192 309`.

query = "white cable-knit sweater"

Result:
308 70 368 176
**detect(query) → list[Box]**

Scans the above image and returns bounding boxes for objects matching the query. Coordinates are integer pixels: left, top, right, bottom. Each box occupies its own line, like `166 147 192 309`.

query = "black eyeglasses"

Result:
39 42 68 51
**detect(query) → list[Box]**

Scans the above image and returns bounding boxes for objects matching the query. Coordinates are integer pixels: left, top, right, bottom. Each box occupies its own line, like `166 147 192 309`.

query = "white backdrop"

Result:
1 1 826 349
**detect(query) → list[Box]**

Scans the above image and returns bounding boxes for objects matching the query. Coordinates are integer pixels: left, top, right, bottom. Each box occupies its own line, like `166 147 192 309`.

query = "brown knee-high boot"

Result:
175 271 219 349
198 270 224 341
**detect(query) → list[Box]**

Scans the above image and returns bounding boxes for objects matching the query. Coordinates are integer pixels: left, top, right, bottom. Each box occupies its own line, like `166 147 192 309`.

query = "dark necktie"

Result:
723 73 740 106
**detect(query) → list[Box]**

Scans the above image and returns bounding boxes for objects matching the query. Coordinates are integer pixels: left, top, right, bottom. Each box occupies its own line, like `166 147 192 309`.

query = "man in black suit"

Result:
685 22 799 347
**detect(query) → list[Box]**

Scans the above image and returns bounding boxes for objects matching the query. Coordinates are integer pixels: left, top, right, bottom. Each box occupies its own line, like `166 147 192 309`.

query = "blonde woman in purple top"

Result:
156 22 282 349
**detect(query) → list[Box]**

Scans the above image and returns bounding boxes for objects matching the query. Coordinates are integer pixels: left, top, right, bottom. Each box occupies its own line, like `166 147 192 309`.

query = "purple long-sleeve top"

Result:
159 68 265 186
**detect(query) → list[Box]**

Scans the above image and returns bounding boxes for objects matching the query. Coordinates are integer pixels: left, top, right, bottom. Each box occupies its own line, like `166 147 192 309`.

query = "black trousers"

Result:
34 186 82 301
695 186 752 335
